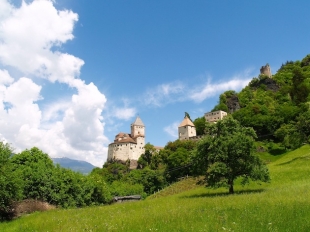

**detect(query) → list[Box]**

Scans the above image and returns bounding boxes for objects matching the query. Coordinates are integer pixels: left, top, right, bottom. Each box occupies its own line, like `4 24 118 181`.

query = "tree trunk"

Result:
228 179 234 194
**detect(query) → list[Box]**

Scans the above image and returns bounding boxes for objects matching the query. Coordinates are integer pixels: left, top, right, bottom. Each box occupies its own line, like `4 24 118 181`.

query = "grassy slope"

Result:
1 145 310 232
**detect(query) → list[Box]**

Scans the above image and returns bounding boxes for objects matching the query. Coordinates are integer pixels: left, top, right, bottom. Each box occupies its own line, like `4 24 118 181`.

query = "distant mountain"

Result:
52 157 96 174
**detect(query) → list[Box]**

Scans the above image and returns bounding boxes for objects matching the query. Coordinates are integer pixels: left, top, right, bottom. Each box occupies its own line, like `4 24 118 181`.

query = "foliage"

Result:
11 147 55 201
193 116 206 136
123 168 166 194
0 142 23 220
205 55 307 146
194 116 270 193
275 110 310 149
110 181 145 197
97 160 130 183
6 147 113 209
290 67 310 105
184 112 191 120
160 140 197 182
137 143 160 169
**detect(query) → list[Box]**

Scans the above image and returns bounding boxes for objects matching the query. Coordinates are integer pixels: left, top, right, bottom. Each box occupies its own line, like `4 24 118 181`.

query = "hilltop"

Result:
210 54 310 149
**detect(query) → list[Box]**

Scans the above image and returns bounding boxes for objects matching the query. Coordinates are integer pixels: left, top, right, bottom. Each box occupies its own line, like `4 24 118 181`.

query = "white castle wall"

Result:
205 110 227 123
179 125 196 140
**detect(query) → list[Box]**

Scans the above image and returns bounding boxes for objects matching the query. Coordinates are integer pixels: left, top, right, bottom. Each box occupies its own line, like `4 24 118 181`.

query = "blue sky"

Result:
1 0 310 166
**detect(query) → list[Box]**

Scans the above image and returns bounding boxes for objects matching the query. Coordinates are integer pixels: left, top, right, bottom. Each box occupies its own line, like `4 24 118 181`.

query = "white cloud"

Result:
114 107 136 120
164 121 180 139
0 0 83 85
190 78 251 103
0 69 14 85
142 69 252 107
189 69 253 103
143 82 185 107
0 0 108 167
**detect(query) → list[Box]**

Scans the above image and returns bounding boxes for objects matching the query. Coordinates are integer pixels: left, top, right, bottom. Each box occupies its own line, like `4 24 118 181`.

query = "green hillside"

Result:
211 55 310 149
1 145 309 231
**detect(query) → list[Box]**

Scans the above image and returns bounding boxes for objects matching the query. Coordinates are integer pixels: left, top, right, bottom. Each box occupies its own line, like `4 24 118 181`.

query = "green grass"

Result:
1 145 310 231
147 176 203 199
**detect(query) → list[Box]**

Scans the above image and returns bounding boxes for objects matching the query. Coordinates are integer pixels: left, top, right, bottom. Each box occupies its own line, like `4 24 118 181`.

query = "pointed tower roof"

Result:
132 116 144 126
178 116 195 127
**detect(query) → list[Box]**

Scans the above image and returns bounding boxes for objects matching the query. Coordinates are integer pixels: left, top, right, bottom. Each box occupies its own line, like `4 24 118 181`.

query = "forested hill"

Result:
211 54 310 149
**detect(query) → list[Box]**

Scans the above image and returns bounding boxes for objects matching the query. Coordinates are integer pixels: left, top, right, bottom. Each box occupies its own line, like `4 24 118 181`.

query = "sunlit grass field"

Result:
1 145 310 231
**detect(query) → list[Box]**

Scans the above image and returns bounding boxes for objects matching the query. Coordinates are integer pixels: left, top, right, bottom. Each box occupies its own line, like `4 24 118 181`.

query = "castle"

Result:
107 116 145 169
204 110 227 123
260 64 272 77
107 111 228 166
178 110 227 140
178 115 197 140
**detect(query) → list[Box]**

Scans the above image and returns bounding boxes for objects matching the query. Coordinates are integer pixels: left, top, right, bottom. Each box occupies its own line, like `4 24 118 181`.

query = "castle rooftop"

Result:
178 116 195 127
131 116 144 126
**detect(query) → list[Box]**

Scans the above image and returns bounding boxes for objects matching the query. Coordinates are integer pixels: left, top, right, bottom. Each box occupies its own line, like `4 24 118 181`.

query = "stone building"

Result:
107 116 145 169
260 63 272 78
204 110 227 123
178 116 197 140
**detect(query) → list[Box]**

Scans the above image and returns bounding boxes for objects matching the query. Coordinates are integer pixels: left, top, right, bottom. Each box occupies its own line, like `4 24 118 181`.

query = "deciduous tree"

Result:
0 142 23 220
194 116 270 194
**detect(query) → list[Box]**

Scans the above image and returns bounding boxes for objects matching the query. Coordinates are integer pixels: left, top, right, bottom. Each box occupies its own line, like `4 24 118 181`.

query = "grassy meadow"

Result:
1 145 310 231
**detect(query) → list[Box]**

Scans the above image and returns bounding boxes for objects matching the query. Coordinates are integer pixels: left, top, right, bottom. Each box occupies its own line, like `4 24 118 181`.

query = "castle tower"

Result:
131 116 145 138
130 116 145 160
178 116 196 140
260 63 272 78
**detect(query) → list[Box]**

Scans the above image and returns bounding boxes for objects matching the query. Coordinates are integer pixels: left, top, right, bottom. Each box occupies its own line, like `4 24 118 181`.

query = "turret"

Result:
260 63 272 78
178 115 196 140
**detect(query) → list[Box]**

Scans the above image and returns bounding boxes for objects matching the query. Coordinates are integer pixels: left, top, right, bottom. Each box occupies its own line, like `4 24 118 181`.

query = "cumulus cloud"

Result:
164 121 180 139
0 69 14 85
0 0 108 166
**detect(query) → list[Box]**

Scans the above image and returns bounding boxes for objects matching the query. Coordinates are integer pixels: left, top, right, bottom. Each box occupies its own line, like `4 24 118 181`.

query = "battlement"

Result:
260 63 272 78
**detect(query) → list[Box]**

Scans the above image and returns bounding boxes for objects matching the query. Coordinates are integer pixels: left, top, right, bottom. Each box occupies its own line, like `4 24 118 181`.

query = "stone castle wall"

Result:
260 64 272 77
108 142 144 161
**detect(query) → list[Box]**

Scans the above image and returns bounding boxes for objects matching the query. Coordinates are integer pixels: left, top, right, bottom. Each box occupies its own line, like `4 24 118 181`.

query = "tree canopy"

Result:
193 116 270 194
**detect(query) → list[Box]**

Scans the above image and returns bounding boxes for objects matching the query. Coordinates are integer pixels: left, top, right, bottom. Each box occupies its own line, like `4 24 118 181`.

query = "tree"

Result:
185 112 191 120
0 142 23 220
124 168 166 194
138 143 158 169
193 116 206 136
193 116 270 194
11 147 55 201
290 67 310 105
